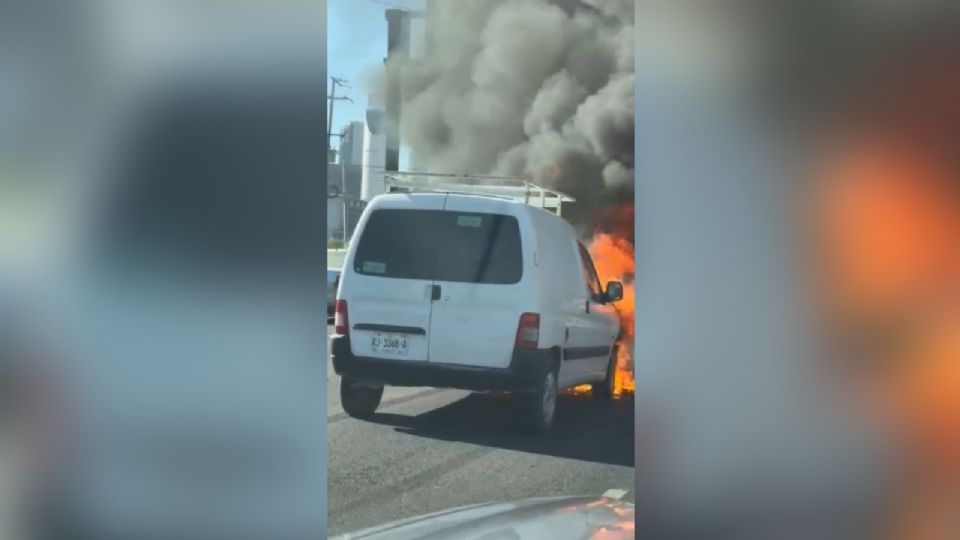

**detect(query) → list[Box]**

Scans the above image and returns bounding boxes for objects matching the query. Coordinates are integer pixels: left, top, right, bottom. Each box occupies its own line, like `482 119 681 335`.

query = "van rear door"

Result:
427 198 527 370
346 197 446 361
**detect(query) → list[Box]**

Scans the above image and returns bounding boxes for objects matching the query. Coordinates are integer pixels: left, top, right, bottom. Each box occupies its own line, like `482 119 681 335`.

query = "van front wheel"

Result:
340 377 384 419
592 345 618 400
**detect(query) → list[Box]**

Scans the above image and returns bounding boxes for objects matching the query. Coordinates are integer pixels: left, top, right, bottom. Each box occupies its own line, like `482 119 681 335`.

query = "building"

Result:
339 122 364 238
339 121 365 168
327 162 344 241
339 9 428 241
329 121 367 243
360 101 386 202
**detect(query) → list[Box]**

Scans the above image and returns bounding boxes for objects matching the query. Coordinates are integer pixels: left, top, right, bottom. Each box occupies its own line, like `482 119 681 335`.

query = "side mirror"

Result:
603 281 623 303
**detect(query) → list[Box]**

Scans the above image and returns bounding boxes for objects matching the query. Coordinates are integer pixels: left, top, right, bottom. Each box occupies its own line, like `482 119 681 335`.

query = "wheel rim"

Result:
541 371 556 424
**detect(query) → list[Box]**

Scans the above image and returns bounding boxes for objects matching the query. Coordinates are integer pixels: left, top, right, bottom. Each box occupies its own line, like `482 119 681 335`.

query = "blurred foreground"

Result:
635 2 959 538
2 2 328 539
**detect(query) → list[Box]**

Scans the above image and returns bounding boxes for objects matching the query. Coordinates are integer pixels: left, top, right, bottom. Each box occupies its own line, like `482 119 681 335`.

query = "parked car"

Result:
327 268 340 317
331 193 623 431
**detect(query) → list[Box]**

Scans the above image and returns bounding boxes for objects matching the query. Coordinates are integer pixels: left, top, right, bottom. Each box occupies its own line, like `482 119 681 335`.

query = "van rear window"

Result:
354 209 522 284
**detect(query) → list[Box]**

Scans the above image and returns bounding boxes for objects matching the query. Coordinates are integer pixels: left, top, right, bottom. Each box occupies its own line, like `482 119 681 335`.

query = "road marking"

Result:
602 488 628 500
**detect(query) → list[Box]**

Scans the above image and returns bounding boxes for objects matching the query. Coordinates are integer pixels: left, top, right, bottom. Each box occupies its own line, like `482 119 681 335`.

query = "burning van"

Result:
331 174 626 431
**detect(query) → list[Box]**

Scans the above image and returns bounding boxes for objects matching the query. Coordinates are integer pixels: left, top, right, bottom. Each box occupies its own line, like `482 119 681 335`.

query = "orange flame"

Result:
565 384 594 396
589 231 636 397
559 204 635 399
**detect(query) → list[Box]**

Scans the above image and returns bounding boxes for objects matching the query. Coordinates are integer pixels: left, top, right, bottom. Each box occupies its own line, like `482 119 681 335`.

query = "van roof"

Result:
368 192 570 217
382 171 575 215
370 191 527 207
365 193 573 235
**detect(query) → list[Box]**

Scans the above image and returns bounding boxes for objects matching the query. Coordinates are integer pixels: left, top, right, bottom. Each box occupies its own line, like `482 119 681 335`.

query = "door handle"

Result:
431 284 442 301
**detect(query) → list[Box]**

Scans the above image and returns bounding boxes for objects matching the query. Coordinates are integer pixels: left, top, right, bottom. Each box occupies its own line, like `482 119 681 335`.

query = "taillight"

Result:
515 312 540 349
334 299 349 335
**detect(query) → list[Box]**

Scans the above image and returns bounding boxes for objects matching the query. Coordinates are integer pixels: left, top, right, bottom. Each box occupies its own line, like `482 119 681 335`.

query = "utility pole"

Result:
327 77 353 162
328 77 355 244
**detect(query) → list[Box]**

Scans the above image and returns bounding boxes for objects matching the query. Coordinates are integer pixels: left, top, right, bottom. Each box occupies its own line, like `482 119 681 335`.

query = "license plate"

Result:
370 332 410 356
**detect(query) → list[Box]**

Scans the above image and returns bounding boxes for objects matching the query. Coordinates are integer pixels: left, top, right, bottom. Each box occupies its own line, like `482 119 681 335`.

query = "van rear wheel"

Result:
340 377 384 419
521 368 557 432
592 345 618 400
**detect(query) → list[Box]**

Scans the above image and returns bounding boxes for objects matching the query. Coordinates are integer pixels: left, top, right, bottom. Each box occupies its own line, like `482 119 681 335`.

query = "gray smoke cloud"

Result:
388 0 634 225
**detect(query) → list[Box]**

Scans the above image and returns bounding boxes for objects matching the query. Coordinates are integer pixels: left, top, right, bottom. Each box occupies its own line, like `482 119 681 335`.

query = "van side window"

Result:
577 242 602 299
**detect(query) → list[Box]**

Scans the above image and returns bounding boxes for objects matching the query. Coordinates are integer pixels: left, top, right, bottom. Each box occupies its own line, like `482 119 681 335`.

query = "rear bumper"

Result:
331 335 557 392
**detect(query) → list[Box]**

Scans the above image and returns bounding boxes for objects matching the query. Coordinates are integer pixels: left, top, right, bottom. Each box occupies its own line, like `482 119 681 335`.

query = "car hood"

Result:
332 496 634 540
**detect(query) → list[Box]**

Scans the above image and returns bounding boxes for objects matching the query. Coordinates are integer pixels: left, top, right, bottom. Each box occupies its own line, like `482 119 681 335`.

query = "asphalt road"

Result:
326 325 636 536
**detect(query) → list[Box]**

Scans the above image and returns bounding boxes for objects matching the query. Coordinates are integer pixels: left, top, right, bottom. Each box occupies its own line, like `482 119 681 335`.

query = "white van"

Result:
331 192 624 431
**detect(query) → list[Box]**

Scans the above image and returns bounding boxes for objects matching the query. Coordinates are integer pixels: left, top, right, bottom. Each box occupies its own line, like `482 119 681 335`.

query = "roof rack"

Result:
383 171 576 216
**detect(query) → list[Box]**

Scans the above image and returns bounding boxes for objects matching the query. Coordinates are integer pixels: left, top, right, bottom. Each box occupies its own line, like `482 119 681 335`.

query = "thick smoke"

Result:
390 0 634 227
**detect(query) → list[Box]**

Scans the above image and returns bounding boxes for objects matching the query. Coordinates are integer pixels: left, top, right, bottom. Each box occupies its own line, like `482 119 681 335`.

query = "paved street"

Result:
326 326 635 536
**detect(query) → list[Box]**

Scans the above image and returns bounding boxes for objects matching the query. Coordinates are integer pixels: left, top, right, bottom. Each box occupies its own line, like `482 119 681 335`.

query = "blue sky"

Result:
327 0 422 132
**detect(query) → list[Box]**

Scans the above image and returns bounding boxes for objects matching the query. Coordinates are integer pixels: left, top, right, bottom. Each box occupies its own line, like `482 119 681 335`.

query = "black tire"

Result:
520 366 558 432
592 345 618 400
340 377 384 419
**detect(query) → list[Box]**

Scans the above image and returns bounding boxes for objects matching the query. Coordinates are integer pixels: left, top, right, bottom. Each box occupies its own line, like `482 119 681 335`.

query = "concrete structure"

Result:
360 99 387 202
339 121 364 167
339 124 363 198
384 9 411 174
329 122 367 242
339 124 364 238
341 7 428 243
